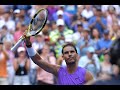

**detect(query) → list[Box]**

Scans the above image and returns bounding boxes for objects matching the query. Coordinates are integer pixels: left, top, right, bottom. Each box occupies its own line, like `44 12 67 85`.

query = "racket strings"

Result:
31 10 47 33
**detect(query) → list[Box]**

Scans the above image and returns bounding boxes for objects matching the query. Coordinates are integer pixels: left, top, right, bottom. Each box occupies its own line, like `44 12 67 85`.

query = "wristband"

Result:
26 47 37 56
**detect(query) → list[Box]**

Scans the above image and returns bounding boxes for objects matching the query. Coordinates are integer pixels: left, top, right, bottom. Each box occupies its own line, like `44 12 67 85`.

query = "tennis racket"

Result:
11 8 48 52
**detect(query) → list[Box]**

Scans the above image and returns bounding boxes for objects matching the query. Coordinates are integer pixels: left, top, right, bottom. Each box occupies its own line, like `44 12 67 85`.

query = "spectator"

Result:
76 28 94 56
109 23 120 40
64 5 77 18
29 58 38 85
86 37 120 85
81 5 94 21
3 39 15 85
88 7 107 36
49 19 73 58
13 21 27 43
13 47 30 85
0 10 15 34
78 46 101 79
47 5 58 21
99 51 113 77
72 22 84 44
106 6 118 30
95 30 113 57
71 15 82 32
36 44 56 85
0 41 9 85
53 6 71 29
91 28 101 48
0 25 14 42
32 32 45 52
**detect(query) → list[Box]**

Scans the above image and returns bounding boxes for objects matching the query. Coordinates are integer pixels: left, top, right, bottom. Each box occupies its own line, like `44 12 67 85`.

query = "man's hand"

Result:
23 35 32 48
96 16 101 23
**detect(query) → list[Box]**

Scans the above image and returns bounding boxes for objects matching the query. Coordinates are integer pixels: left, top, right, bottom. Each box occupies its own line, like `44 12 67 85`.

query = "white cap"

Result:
14 9 20 14
65 35 73 42
57 10 63 16
17 47 25 53
87 46 95 53
56 19 65 26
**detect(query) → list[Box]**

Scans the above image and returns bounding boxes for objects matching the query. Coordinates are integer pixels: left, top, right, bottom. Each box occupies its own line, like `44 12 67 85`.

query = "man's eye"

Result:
64 52 68 54
71 51 75 53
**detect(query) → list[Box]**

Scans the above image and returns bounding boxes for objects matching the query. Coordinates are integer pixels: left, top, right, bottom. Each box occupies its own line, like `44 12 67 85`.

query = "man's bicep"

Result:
85 71 94 83
30 53 60 76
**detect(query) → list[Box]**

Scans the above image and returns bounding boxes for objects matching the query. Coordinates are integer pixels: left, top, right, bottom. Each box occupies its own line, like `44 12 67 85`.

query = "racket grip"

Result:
11 38 24 52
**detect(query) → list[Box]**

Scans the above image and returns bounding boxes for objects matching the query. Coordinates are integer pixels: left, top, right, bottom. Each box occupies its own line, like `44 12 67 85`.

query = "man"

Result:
86 37 120 85
49 19 73 58
95 30 113 57
88 7 107 37
72 22 83 44
76 28 94 56
23 36 93 85
78 46 101 79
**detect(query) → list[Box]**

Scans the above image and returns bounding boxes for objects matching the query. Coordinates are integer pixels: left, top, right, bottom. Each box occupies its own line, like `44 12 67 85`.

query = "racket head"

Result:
27 8 48 36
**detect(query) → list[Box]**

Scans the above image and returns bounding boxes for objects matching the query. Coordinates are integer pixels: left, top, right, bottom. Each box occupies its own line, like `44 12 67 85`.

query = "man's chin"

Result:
66 61 75 65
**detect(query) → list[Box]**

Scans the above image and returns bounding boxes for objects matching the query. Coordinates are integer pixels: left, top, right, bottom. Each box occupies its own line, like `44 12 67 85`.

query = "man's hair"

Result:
62 42 77 54
109 37 120 67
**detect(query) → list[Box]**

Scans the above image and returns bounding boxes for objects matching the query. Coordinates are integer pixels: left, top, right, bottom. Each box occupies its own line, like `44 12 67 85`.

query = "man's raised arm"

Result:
24 35 60 76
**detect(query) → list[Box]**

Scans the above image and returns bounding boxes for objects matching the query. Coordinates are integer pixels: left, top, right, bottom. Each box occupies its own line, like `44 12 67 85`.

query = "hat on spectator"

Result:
56 19 65 26
88 46 95 53
83 28 90 32
103 30 109 35
96 7 101 11
14 9 20 14
57 10 63 16
17 47 25 53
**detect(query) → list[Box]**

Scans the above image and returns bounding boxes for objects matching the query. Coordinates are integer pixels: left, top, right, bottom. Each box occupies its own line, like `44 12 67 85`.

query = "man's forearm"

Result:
26 47 59 76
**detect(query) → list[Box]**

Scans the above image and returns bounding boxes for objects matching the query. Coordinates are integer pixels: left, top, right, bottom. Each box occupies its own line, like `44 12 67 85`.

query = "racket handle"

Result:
11 38 24 52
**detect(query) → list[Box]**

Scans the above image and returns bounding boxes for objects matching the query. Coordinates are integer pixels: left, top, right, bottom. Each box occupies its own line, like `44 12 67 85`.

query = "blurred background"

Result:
0 5 120 85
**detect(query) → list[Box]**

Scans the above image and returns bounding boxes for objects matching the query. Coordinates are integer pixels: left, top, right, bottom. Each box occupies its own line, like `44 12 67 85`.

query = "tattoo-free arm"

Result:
30 53 60 77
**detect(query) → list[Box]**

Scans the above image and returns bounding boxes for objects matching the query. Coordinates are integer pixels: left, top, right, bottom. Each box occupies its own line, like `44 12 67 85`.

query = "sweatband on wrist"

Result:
26 47 37 56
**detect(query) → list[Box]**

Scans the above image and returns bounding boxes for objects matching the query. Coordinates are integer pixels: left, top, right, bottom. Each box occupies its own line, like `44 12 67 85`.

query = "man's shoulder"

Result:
64 28 74 33
49 29 59 35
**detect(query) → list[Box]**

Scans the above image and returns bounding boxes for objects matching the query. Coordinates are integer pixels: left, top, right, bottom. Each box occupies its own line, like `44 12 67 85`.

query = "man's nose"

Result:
68 52 72 56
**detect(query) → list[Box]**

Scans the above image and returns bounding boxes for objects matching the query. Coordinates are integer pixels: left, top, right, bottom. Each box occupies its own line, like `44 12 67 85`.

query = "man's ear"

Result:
62 55 64 58
76 54 80 60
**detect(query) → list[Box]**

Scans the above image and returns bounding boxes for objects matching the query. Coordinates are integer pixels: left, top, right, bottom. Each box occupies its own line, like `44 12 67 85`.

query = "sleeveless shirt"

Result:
57 66 86 85
15 59 28 76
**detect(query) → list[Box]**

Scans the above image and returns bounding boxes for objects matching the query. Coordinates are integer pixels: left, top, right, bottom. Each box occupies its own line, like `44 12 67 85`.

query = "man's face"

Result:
83 31 89 38
0 44 3 51
87 52 94 59
58 25 64 32
104 34 109 39
77 26 83 32
62 46 78 65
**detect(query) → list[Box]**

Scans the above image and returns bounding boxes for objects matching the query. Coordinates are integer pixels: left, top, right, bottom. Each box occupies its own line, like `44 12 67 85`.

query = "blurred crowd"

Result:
0 5 120 85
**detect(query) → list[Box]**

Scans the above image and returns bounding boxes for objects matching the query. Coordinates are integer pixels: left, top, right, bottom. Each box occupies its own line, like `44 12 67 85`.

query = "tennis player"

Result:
23 35 94 85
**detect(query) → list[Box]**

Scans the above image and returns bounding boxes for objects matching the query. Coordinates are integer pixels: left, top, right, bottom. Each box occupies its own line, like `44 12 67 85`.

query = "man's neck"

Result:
67 63 78 74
